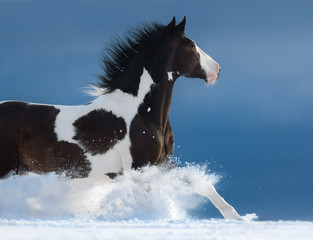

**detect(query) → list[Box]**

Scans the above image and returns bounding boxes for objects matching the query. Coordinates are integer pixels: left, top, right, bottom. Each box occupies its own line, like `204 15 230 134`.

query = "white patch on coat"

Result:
54 68 154 179
195 45 220 84
167 71 174 81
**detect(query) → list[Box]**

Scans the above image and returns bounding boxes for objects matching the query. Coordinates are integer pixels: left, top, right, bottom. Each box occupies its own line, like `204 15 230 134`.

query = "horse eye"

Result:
189 42 195 49
185 40 195 49
182 38 195 49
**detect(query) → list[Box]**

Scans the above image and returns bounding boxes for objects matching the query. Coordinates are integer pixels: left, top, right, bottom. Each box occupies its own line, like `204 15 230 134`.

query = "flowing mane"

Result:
94 21 177 96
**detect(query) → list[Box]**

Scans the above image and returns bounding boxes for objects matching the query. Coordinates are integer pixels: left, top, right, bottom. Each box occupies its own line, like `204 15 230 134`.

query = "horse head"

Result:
162 17 221 84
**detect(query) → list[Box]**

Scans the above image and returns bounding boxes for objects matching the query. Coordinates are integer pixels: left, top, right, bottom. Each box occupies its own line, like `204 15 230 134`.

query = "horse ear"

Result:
166 16 176 29
176 16 186 34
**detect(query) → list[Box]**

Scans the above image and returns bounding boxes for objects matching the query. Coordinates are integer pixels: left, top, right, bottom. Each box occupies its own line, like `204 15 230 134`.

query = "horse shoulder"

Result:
129 114 174 168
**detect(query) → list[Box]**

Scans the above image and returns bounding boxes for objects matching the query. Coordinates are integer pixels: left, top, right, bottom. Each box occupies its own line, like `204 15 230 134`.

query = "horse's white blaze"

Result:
196 45 220 84
54 68 154 178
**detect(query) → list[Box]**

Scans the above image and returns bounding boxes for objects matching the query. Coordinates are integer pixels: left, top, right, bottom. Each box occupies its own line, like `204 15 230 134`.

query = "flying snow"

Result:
0 165 217 220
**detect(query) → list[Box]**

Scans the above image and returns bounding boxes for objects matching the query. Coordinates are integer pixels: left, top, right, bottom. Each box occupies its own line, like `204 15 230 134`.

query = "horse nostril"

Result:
217 69 221 79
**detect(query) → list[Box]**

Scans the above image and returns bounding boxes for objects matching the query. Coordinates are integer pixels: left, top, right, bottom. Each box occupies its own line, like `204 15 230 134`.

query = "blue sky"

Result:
0 0 313 220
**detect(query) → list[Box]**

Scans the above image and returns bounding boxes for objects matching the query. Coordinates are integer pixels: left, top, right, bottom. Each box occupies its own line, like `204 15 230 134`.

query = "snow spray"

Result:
0 165 219 220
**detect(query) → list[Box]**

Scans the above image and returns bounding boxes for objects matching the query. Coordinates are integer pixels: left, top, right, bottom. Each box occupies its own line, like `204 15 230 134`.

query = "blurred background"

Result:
0 0 312 220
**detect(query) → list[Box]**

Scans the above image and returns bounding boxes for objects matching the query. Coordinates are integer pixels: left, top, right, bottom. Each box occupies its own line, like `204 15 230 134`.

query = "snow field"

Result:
1 218 313 240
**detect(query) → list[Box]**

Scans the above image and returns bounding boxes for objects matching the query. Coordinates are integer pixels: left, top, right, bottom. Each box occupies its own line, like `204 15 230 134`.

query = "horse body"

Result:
0 68 168 179
0 17 242 220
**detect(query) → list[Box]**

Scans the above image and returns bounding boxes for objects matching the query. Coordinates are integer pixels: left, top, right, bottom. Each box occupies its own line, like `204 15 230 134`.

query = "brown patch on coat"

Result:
73 109 127 155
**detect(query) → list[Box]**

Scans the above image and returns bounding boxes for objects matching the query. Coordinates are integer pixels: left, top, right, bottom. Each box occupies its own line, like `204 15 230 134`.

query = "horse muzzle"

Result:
196 45 220 84
205 63 221 84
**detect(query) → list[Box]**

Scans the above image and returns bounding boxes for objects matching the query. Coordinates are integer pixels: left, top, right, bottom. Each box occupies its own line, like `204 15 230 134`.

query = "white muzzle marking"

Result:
196 45 220 84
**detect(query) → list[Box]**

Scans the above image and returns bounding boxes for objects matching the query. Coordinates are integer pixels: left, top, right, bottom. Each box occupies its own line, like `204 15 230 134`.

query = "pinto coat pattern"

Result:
0 17 242 220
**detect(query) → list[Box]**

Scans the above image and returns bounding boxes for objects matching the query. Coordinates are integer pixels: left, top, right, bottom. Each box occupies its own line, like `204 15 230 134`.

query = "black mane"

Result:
95 21 177 96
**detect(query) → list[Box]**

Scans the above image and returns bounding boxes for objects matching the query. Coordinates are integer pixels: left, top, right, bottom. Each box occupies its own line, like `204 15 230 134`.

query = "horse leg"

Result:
176 174 242 220
0 147 19 179
193 181 242 220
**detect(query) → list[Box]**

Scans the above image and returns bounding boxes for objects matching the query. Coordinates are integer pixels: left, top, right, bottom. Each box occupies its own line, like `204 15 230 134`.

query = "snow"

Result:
1 166 313 240
0 165 219 219
1 219 313 240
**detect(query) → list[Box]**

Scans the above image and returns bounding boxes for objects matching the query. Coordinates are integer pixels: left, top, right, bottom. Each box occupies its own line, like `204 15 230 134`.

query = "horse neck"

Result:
140 65 175 131
89 64 174 130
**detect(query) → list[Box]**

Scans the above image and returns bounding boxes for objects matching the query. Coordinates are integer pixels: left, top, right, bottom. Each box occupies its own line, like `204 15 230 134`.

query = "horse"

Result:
0 17 241 220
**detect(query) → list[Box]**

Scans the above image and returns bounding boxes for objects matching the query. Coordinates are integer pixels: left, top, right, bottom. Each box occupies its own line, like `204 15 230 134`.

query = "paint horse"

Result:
0 17 241 220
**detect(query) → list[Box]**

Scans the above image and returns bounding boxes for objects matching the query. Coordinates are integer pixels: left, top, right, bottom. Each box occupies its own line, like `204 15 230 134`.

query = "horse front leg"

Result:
176 173 242 220
192 180 242 220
